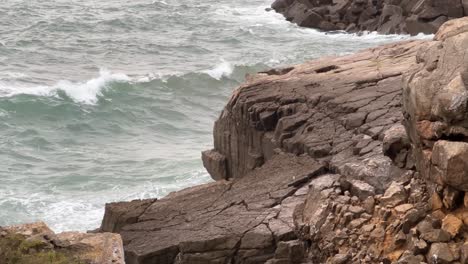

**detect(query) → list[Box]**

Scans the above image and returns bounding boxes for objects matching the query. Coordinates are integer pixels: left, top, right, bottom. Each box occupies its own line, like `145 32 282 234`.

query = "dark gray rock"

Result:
271 0 465 35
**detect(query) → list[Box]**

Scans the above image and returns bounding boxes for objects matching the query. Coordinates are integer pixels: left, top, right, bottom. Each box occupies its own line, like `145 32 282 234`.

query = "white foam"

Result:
0 69 131 105
202 60 233 80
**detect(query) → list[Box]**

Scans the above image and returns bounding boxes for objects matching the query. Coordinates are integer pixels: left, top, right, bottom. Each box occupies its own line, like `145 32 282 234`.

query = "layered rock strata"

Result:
271 0 468 35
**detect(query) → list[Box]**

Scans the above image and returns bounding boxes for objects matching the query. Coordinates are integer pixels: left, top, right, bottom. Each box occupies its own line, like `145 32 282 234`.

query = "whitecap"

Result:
202 60 233 80
0 69 131 105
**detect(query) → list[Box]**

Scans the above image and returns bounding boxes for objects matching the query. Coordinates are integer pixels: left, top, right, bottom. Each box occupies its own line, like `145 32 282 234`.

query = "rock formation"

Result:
5 4 468 264
271 0 468 35
0 222 124 264
102 37 440 263
98 17 468 263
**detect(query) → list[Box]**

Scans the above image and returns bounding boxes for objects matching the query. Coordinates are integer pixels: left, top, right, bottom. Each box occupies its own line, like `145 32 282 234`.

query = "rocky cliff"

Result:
7 5 468 264
98 17 468 264
271 0 468 35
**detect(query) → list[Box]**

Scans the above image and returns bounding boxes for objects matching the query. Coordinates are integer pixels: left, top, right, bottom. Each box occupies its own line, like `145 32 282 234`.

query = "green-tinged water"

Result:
0 0 428 231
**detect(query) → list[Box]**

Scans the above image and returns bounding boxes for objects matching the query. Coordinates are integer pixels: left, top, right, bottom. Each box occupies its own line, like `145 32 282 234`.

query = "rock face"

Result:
0 222 124 264
102 39 431 263
403 17 468 191
100 17 468 264
206 39 422 188
271 0 467 35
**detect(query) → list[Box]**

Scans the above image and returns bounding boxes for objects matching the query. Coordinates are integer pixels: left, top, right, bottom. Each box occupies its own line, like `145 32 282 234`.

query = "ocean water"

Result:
0 0 428 232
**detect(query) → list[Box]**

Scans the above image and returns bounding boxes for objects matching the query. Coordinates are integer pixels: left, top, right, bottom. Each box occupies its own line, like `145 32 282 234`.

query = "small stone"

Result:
395 204 414 214
420 229 451 243
329 253 351 264
441 214 463 238
402 209 425 234
335 195 351 204
362 224 375 233
348 218 368 229
349 180 375 200
394 231 407 246
412 238 428 255
442 186 462 210
348 205 365 215
381 181 408 208
431 192 443 211
343 212 354 224
427 243 455 264
370 226 385 242
431 210 446 221
361 213 372 220
362 196 375 214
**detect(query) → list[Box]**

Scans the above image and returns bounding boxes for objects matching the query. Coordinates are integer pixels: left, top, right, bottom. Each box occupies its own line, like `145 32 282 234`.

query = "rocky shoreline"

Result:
271 0 468 35
4 11 468 264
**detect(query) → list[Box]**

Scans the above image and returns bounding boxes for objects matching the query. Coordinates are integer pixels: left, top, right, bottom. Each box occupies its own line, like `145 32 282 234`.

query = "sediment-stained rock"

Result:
271 0 467 35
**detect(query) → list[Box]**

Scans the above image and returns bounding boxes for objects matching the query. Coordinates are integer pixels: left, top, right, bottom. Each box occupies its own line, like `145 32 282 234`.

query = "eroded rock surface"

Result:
271 0 467 35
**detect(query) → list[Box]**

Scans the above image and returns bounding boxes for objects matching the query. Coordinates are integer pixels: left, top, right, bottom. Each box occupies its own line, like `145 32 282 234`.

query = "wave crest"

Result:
0 69 131 105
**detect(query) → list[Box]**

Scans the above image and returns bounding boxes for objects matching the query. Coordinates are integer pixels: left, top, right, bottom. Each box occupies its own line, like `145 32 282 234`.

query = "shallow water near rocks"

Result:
0 0 429 232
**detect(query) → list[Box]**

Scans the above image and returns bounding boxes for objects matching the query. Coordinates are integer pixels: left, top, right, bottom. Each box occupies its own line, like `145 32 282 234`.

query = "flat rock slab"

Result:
101 154 325 264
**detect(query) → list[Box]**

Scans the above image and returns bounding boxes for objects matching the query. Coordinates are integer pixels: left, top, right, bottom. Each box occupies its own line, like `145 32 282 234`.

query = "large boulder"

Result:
403 17 468 192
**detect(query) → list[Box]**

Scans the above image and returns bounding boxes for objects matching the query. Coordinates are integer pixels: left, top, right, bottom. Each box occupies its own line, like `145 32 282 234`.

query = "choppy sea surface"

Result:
0 0 428 232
